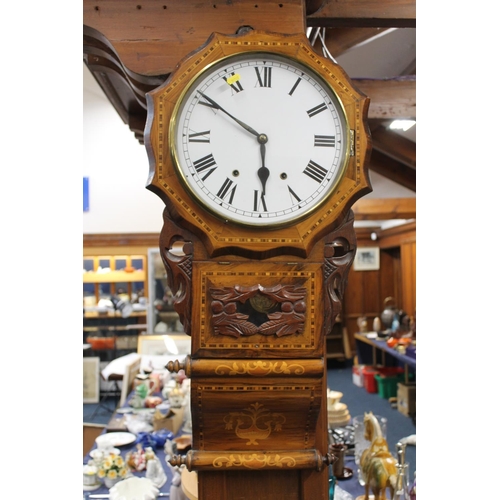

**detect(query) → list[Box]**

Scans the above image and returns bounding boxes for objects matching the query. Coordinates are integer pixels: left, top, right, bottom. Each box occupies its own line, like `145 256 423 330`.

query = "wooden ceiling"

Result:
83 0 416 221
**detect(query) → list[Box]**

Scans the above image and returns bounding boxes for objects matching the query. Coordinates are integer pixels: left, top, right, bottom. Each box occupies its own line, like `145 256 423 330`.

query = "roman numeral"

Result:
198 97 218 109
303 160 328 183
307 103 328 118
287 185 302 204
253 190 268 212
217 178 237 204
255 67 272 88
223 73 244 93
193 154 217 180
314 134 336 147
188 130 211 143
289 77 302 96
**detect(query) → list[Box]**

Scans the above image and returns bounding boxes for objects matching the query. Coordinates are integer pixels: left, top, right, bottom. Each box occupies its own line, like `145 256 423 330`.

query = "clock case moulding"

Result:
144 30 372 261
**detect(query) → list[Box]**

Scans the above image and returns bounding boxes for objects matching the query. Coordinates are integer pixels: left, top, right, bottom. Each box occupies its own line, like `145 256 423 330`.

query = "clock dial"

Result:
171 52 350 227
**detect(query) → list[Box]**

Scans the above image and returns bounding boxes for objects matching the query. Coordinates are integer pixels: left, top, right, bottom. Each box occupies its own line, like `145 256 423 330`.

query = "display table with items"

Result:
354 333 416 377
354 332 416 420
83 368 415 500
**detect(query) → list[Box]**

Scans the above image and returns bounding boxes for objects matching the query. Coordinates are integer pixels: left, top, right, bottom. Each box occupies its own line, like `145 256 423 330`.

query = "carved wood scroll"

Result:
159 209 194 335
209 284 307 339
323 210 357 335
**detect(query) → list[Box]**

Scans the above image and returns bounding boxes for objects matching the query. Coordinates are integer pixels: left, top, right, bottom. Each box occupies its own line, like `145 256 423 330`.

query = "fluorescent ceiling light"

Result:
389 119 416 132
163 335 179 355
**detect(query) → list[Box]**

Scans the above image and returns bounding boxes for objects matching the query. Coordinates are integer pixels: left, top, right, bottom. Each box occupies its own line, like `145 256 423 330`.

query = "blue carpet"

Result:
326 359 416 481
84 360 416 480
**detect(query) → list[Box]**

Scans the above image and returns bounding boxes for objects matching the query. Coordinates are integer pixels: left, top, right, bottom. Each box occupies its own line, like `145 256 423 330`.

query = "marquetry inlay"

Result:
213 453 296 469
194 266 321 352
214 360 305 376
223 402 286 445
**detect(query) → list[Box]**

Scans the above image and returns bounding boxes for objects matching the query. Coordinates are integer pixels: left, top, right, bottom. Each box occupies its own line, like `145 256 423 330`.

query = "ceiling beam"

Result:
356 77 416 119
370 125 416 169
83 0 306 77
306 0 416 28
352 198 416 220
368 149 416 192
83 0 416 76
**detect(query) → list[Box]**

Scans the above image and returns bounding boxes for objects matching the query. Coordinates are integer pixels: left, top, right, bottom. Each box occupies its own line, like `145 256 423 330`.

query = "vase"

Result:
103 477 120 489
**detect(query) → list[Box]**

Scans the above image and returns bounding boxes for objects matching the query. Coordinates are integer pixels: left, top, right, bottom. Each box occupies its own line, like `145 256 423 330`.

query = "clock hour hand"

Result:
258 138 270 196
197 91 260 138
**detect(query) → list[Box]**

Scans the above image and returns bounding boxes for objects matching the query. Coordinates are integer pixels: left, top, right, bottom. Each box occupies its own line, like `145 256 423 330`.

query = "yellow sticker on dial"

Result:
226 74 241 85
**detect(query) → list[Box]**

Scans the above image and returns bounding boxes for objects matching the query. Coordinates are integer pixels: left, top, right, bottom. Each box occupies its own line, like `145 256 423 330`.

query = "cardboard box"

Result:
153 406 185 434
397 382 416 416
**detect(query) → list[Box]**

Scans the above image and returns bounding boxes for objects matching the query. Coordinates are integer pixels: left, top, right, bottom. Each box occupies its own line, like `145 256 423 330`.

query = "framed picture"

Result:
120 355 142 408
353 247 380 271
137 334 191 356
83 357 100 403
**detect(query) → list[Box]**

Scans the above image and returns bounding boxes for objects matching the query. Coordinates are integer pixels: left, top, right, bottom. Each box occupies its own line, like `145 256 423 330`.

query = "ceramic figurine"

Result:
360 412 398 500
146 456 167 488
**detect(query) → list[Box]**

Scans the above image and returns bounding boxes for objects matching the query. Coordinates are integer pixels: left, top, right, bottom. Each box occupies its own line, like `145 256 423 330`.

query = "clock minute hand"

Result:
197 91 260 138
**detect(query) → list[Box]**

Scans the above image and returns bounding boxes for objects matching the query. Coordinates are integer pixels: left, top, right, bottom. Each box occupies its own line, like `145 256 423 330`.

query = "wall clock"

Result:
145 30 371 258
144 29 371 500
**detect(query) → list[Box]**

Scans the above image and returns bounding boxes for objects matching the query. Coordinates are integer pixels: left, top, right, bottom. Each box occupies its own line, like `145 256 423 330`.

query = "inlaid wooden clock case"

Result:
144 30 371 500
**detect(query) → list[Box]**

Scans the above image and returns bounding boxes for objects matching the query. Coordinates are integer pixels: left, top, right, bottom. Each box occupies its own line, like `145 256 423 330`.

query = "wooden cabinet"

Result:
325 315 350 361
83 254 147 307
83 250 149 358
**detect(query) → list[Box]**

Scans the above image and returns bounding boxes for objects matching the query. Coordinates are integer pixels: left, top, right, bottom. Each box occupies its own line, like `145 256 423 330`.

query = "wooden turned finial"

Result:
323 453 337 466
168 454 187 467
166 359 184 373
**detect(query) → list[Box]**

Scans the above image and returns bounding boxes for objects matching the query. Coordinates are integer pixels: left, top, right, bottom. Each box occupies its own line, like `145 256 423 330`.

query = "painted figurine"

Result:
360 412 398 500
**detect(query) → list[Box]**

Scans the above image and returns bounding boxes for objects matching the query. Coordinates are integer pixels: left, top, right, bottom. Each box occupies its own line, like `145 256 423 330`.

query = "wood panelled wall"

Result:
83 224 417 356
343 222 416 352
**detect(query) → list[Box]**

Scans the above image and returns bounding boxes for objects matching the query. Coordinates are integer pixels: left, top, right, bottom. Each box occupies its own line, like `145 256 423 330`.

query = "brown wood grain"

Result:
352 198 416 220
83 0 306 76
356 77 416 119
145 30 371 258
306 0 416 28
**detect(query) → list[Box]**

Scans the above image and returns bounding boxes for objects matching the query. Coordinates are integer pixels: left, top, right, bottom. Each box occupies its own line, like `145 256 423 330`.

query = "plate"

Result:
82 482 101 491
116 407 133 414
90 447 120 458
335 467 353 480
96 432 136 447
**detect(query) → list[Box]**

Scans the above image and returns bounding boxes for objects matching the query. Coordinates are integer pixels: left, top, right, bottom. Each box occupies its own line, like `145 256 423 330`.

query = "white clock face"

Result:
171 52 349 227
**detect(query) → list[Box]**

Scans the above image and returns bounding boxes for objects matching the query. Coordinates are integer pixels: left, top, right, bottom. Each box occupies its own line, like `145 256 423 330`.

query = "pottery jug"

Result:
381 297 397 329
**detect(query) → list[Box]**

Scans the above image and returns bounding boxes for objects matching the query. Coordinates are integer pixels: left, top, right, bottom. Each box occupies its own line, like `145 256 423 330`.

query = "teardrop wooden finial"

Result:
168 454 187 467
166 359 184 373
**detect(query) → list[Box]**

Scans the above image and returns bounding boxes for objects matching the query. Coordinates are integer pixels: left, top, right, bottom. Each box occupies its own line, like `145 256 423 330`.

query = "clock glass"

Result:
171 52 350 227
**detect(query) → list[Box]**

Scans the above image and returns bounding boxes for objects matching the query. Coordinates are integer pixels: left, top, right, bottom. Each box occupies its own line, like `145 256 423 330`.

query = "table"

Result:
83 392 378 500
354 333 416 382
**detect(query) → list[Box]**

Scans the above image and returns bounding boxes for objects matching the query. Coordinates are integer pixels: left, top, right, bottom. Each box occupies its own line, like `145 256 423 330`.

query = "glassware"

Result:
328 464 336 500
352 414 388 485
392 442 410 500
392 462 410 499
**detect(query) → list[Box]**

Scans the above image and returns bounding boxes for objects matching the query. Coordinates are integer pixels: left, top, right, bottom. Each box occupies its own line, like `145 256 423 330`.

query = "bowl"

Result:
109 477 159 500
327 390 343 408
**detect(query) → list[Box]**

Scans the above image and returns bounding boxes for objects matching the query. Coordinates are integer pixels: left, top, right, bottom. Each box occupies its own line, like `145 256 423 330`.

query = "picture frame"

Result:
120 355 142 408
353 247 380 271
137 334 191 356
83 357 100 403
